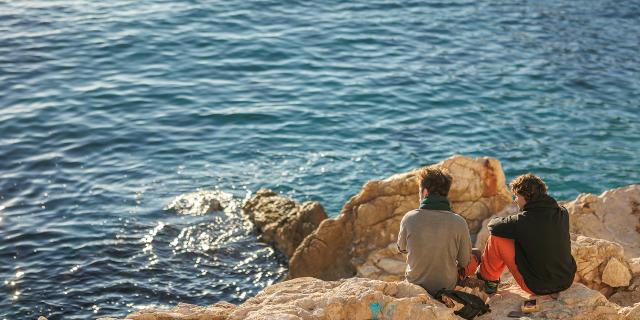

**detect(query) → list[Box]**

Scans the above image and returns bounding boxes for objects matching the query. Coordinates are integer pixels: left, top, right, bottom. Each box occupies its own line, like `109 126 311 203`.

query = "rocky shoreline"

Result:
43 155 640 319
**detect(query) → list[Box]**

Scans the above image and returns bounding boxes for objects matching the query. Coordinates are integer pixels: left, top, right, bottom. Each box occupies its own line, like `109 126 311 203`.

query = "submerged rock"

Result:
288 155 512 280
165 189 232 215
242 189 328 259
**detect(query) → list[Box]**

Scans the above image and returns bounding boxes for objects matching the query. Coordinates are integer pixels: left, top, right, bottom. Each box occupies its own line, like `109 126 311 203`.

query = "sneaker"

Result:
458 276 486 289
475 272 500 295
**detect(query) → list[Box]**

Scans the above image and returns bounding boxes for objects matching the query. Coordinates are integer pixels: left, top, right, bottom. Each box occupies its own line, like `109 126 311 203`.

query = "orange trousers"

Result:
463 235 533 294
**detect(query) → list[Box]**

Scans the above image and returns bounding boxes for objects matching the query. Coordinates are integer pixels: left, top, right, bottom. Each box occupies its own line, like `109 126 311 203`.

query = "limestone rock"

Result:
228 277 458 320
564 185 640 259
619 302 640 320
242 189 328 259
571 234 632 293
629 258 640 275
356 243 406 281
602 258 633 287
288 155 512 280
125 301 236 320
478 282 622 320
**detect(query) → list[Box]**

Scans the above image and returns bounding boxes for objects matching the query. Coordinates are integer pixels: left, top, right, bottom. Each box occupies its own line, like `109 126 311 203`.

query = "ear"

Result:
422 188 429 198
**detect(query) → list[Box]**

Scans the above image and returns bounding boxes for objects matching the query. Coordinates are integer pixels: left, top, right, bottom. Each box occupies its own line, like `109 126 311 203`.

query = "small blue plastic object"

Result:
369 303 382 320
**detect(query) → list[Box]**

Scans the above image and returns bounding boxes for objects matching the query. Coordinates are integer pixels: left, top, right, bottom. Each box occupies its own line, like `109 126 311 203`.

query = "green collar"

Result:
419 194 452 211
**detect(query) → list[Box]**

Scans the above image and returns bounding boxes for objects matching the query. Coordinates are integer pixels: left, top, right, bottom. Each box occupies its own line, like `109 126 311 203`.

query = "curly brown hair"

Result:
416 167 452 197
509 173 548 202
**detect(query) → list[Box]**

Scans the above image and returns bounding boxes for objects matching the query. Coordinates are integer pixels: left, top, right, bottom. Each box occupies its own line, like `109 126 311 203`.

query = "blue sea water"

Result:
1 0 639 318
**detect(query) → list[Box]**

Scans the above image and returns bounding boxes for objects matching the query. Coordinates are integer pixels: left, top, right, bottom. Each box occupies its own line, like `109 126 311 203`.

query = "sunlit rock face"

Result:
571 234 634 296
477 282 634 320
564 185 640 259
228 277 458 320
356 243 406 282
92 278 457 320
288 155 512 281
242 189 328 259
102 302 236 320
85 279 639 320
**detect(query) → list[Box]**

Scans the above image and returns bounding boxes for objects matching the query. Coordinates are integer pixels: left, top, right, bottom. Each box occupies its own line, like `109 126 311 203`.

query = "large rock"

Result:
288 155 512 280
242 189 328 259
571 235 633 295
603 258 633 288
228 277 458 320
356 243 407 281
478 282 626 320
122 302 236 320
88 278 639 320
564 185 640 259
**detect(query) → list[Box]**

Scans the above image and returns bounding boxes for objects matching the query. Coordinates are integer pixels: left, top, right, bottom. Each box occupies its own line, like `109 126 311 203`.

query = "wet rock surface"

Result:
164 189 230 215
242 188 328 259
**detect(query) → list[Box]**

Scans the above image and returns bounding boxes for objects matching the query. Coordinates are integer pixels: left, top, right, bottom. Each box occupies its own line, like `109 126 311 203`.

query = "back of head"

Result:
509 173 548 202
417 167 453 197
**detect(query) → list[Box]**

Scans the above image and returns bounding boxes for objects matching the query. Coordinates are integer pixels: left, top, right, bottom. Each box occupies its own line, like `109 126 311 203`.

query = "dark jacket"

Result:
488 194 576 294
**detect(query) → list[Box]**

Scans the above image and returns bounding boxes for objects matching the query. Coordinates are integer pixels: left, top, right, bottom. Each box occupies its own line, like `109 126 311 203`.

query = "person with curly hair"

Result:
473 173 577 295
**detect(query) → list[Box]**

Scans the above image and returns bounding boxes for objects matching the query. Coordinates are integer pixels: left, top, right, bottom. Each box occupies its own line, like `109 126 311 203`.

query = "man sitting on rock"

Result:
472 173 577 295
397 167 473 296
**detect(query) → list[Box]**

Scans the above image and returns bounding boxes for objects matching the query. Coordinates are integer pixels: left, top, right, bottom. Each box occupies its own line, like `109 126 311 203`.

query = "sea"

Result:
1 0 639 319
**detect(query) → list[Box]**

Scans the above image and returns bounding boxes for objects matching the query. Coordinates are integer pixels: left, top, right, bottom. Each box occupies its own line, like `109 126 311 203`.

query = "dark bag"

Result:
435 289 491 320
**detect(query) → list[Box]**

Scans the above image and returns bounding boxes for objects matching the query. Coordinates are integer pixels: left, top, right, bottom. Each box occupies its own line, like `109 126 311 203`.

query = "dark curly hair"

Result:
417 167 452 197
509 173 548 202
